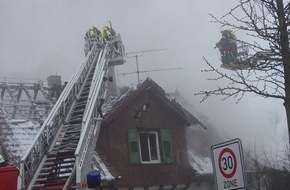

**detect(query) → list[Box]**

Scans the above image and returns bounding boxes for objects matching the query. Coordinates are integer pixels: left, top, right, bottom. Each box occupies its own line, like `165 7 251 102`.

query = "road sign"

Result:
211 139 245 190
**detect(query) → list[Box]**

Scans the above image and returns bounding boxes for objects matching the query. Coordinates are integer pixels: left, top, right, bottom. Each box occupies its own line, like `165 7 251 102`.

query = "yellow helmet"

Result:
103 26 110 35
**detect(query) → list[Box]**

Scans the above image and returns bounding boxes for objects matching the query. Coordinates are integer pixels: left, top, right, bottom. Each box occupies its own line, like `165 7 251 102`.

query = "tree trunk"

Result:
276 0 290 147
284 102 290 146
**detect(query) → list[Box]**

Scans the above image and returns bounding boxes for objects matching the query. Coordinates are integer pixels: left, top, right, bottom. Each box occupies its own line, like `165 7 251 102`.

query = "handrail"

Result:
74 36 125 188
18 32 125 189
75 43 110 188
18 42 100 190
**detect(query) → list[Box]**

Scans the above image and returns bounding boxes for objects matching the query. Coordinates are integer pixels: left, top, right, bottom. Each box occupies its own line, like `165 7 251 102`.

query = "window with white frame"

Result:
139 132 160 163
127 129 173 164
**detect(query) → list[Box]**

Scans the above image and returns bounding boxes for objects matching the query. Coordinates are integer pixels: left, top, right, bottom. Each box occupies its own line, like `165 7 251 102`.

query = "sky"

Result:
0 0 288 159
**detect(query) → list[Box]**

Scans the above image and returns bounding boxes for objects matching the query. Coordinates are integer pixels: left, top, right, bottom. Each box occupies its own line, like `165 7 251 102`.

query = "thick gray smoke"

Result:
0 0 287 156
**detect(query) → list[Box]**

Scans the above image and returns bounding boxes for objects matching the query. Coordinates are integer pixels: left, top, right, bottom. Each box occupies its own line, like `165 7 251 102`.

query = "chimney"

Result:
107 66 118 97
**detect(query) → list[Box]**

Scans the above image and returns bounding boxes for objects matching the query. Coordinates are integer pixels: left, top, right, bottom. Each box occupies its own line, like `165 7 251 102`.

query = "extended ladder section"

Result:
18 34 125 190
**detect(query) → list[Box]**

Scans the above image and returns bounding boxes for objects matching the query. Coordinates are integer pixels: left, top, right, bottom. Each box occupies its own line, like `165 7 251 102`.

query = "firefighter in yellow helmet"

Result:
85 26 101 40
216 29 238 62
101 22 116 43
84 26 102 55
102 26 111 42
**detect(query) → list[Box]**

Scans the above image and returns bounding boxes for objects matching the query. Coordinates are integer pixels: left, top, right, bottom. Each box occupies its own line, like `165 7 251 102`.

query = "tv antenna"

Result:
121 48 182 83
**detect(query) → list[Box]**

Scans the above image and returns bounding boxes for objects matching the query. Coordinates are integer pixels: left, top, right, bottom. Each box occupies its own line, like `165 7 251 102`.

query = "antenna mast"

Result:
124 48 181 83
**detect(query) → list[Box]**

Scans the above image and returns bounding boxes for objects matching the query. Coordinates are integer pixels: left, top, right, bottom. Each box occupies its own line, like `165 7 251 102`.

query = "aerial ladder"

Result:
17 23 125 190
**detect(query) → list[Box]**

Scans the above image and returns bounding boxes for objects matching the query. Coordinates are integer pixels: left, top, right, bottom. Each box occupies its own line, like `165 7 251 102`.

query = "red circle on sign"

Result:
218 148 237 178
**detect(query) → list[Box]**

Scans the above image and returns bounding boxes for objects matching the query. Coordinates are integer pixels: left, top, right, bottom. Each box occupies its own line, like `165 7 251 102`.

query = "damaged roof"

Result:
0 118 40 164
102 78 206 129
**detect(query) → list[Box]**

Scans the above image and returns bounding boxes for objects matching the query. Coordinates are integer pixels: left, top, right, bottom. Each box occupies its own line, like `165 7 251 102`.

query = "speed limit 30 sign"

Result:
211 139 245 190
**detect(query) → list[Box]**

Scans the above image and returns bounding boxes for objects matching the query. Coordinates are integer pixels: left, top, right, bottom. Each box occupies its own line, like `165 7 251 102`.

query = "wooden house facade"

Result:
96 78 206 190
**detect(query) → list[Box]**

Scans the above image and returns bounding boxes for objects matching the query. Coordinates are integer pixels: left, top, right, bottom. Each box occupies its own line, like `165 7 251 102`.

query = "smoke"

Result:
0 0 288 156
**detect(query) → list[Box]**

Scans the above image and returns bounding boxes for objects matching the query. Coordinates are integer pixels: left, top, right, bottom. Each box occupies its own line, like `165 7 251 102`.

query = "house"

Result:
0 77 213 189
0 117 41 164
0 77 62 164
94 78 207 190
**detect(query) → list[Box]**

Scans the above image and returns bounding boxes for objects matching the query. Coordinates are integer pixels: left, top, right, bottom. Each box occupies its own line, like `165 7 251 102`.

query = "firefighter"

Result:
84 26 102 55
85 26 101 40
0 154 8 167
216 29 238 63
101 22 116 43
102 26 111 42
101 21 120 58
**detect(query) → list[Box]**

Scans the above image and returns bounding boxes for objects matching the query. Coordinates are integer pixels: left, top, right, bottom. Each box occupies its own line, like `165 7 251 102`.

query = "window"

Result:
139 132 160 163
127 129 173 164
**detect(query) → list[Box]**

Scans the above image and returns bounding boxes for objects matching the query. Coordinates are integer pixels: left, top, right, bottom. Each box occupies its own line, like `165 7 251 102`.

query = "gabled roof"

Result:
102 78 206 129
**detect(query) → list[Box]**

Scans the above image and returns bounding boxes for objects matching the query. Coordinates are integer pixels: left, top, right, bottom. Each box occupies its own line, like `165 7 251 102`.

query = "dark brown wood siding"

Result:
97 90 194 188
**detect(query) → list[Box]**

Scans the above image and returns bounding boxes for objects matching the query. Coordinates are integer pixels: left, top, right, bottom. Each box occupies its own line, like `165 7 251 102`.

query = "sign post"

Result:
211 138 245 190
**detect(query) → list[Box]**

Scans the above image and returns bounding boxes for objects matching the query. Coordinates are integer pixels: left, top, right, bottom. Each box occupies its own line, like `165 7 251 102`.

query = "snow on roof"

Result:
102 87 133 116
102 79 205 129
91 152 115 181
0 119 40 163
188 123 206 131
188 150 213 175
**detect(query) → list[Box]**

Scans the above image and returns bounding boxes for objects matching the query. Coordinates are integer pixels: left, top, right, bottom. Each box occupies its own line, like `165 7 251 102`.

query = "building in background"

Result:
0 76 64 164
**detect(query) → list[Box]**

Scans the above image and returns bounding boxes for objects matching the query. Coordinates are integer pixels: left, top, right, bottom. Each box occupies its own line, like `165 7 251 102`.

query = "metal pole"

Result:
135 55 140 83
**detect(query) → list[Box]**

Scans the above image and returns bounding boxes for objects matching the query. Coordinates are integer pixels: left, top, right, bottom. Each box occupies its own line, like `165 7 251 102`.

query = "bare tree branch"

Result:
196 0 290 146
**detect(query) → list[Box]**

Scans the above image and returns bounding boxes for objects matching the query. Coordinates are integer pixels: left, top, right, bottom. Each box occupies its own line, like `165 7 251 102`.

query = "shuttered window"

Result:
127 129 140 164
160 129 174 163
127 129 173 164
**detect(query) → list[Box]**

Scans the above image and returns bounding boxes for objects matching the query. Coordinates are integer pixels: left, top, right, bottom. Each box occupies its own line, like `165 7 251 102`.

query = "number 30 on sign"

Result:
211 139 245 190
